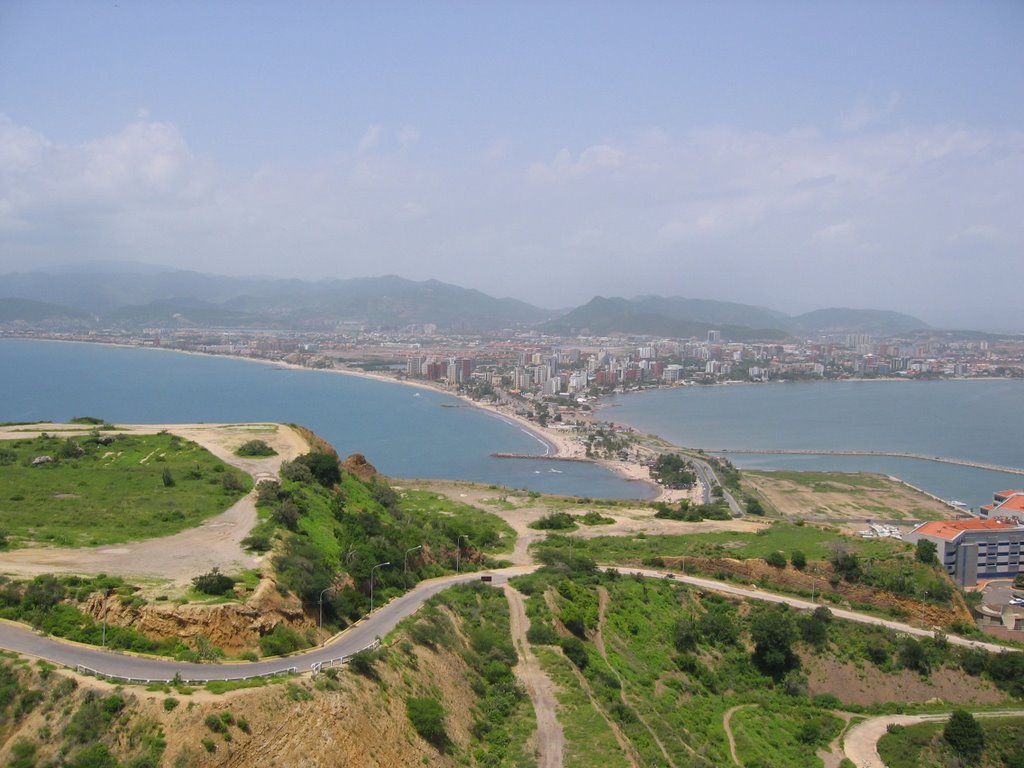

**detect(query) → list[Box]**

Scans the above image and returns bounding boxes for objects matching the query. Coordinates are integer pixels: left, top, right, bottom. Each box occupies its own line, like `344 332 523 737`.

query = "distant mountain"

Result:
542 296 930 340
540 297 790 341
630 295 789 330
0 298 93 325
0 265 935 336
0 269 550 331
788 308 928 336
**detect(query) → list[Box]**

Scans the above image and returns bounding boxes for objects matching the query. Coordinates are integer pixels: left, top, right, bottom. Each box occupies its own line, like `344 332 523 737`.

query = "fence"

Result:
75 665 298 686
310 638 381 676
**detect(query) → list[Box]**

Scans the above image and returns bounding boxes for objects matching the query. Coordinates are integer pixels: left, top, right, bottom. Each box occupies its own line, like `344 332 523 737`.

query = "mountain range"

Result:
0 264 939 338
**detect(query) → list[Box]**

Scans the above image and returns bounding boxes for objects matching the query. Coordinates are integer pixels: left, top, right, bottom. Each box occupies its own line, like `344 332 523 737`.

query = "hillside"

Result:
0 268 551 331
543 295 929 339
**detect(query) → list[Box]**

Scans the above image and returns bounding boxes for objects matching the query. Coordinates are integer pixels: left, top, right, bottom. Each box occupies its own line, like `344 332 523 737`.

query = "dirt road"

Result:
505 585 565 768
843 710 1024 767
0 423 309 586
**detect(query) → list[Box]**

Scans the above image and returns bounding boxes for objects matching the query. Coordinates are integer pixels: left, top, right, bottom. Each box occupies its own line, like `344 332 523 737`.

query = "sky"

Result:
1 1 1022 331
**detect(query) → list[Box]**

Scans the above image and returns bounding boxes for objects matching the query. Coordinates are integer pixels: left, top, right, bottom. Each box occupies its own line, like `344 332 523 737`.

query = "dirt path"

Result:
594 587 679 768
842 709 1024 767
723 704 755 766
504 585 565 768
0 423 309 586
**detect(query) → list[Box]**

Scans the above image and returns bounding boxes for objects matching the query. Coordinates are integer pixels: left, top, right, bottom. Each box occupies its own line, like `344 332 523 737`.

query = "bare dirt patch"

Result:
744 471 955 526
804 654 1007 707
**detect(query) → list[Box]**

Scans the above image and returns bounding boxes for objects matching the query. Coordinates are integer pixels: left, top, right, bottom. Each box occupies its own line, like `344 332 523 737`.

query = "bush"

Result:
236 440 277 457
294 452 341 487
406 696 448 747
560 636 588 669
191 568 235 596
163 697 179 711
259 624 307 656
765 551 787 569
790 550 807 570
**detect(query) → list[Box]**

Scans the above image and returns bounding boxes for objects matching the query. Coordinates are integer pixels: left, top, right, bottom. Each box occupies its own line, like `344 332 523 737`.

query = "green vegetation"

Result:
235 439 277 457
507 556 1022 768
406 696 448 748
649 452 696 489
190 567 235 596
534 520 903 563
879 716 1024 768
653 498 732 521
257 457 515 632
0 660 167 767
396 583 533 765
0 432 251 547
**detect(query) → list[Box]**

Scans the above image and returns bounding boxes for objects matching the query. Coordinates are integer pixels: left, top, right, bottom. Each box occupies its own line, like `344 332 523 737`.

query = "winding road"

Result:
0 565 1011 684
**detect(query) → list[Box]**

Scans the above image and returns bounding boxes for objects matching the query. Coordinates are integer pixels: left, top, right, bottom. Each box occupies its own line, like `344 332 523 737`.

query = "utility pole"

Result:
404 545 423 587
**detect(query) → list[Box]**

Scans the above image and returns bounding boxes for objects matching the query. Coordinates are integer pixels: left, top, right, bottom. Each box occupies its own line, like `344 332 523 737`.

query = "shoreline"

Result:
3 338 667 500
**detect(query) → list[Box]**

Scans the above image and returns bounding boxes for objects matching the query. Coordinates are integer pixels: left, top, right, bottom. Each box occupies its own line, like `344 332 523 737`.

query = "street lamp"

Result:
370 561 390 613
456 535 469 573
404 545 423 586
318 585 337 643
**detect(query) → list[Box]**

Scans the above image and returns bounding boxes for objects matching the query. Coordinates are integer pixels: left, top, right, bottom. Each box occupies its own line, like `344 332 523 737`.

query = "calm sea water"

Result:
606 380 1024 508
0 339 649 499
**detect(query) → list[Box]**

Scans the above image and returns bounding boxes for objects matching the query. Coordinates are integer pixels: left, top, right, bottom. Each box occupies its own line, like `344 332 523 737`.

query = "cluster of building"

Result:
908 490 1024 587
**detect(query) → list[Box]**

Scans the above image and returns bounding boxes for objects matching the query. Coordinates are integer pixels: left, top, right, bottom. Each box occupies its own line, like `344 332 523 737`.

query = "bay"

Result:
605 380 1024 509
0 339 649 500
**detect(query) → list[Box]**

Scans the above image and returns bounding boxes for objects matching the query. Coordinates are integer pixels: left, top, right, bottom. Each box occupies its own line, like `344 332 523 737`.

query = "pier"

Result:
706 449 1024 477
491 452 596 463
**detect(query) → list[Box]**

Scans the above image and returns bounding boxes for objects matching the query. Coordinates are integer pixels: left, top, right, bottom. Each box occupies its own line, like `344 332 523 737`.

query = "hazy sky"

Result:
1 2 1022 330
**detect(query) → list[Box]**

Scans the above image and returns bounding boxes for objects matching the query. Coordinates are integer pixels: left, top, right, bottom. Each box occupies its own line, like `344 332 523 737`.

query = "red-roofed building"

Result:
908 502 1024 586
980 489 1024 519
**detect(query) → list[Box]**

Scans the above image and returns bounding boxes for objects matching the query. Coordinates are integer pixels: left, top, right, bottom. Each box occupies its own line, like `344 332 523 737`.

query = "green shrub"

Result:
191 568 235 596
406 696 448 747
236 440 277 457
163 697 179 711
560 636 588 669
259 624 308 656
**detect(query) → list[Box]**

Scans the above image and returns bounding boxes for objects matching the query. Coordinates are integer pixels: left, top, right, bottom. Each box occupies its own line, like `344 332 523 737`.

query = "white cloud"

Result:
1 113 1022 328
839 91 900 133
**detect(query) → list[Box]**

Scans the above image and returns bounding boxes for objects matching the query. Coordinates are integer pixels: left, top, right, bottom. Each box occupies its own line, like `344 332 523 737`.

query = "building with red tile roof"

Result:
909 494 1024 586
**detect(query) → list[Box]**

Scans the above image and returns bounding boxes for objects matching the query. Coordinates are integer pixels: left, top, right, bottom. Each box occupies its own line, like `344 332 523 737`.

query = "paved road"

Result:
0 567 537 682
843 710 1024 767
0 564 1013 683
685 453 743 515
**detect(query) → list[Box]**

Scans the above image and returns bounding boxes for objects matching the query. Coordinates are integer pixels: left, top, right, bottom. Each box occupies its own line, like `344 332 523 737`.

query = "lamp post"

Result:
370 561 390 614
456 535 468 573
404 545 423 587
318 585 337 644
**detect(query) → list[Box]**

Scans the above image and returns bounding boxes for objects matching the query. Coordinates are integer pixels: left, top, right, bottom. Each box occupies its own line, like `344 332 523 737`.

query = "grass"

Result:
534 647 632 768
0 432 251 547
877 716 1024 768
204 674 294 695
747 470 891 491
533 522 907 564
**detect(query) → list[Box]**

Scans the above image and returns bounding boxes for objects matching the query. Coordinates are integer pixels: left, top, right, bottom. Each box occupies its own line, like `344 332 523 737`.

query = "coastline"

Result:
2 338 667 500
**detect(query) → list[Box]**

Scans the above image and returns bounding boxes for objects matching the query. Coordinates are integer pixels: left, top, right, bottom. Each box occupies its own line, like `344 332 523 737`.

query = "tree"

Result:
749 603 799 677
915 538 938 564
790 550 807 570
191 567 234 596
943 709 984 763
294 452 341 487
765 550 787 569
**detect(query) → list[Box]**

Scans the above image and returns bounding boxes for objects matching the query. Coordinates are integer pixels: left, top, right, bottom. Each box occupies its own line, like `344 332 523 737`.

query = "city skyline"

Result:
1 2 1022 331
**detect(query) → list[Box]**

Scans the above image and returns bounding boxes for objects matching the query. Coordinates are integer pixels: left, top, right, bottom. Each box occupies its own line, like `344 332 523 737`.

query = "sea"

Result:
604 380 1024 509
3 339 1022 507
0 339 648 499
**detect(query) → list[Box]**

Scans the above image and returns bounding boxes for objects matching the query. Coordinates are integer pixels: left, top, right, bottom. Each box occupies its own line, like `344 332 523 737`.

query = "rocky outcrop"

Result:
342 453 379 482
82 579 314 655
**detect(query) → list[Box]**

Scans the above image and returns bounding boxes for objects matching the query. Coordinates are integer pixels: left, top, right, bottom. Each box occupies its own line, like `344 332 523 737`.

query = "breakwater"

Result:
708 449 1024 477
491 453 595 463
